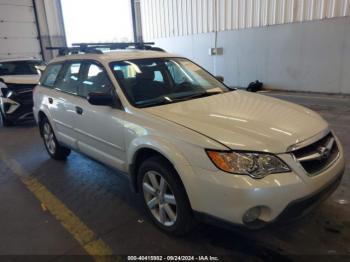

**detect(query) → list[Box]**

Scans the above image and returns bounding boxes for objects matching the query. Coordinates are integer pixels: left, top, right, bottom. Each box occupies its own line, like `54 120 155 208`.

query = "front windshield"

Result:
110 58 231 108
0 60 44 76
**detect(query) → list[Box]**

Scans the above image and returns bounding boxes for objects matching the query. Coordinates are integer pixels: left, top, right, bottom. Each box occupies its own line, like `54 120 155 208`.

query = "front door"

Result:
74 61 126 171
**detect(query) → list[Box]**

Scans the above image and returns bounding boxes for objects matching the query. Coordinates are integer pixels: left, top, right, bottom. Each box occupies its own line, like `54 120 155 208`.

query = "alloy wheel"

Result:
43 122 56 155
142 170 177 226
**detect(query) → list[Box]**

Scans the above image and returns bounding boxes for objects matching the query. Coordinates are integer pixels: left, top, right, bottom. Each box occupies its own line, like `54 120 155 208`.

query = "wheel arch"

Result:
128 140 191 196
37 110 50 137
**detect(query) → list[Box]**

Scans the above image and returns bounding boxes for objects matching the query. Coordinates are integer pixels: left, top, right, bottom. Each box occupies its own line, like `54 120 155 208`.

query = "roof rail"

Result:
72 42 166 52
46 46 103 56
47 42 166 57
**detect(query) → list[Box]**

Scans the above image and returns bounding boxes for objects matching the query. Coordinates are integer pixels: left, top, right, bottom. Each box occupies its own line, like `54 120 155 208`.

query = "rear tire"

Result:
137 156 195 236
0 109 13 127
40 118 71 160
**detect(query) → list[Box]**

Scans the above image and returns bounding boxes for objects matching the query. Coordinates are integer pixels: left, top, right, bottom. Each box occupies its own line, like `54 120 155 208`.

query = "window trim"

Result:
42 59 124 111
55 59 124 110
53 60 84 96
78 60 114 99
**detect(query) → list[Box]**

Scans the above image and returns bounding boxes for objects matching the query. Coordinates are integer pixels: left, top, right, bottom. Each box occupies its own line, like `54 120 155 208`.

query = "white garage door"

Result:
0 0 42 59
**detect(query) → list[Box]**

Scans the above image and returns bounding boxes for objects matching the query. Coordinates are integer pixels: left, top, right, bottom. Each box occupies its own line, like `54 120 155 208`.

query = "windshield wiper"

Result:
137 98 173 108
137 91 225 108
173 91 223 102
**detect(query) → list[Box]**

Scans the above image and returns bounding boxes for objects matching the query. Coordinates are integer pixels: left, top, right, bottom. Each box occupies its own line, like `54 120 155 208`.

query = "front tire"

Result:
40 118 71 160
138 156 194 236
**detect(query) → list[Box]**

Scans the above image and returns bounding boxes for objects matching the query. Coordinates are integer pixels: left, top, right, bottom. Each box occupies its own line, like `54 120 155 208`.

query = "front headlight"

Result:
206 150 291 179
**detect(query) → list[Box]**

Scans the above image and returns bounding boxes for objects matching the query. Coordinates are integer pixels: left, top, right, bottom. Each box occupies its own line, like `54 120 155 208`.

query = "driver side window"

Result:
79 63 113 98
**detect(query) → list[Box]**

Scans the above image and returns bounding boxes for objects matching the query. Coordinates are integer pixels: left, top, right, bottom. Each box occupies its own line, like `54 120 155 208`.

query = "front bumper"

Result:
183 144 345 227
276 169 343 222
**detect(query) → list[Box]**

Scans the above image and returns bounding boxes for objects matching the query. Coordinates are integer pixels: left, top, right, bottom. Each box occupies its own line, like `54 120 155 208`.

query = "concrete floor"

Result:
0 91 349 260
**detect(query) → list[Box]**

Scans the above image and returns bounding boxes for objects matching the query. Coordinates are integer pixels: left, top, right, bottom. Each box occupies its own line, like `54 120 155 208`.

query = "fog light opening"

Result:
243 206 262 224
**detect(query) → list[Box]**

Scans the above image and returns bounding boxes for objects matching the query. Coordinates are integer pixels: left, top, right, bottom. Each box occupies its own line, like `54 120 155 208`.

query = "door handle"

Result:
48 97 53 104
75 106 83 115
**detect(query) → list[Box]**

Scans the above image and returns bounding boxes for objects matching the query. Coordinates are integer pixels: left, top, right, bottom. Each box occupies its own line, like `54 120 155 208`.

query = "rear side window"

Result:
79 63 112 98
55 63 82 95
40 64 63 88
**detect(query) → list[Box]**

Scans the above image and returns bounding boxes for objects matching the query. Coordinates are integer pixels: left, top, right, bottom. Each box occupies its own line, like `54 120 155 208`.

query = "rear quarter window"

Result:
40 63 63 88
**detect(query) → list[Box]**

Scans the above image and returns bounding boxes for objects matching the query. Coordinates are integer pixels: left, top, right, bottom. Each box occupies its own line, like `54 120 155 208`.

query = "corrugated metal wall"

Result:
0 0 66 60
140 0 350 39
0 0 42 59
35 0 67 61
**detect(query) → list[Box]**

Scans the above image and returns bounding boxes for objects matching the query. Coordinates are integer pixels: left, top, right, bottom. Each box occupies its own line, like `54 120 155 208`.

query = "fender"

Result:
33 86 54 127
127 135 192 172
36 104 53 128
126 135 196 195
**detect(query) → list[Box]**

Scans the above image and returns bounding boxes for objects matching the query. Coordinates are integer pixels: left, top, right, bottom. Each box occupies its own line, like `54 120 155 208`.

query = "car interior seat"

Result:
132 67 165 102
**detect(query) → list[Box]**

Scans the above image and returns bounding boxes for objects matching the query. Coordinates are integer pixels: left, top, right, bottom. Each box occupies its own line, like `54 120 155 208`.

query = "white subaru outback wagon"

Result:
33 43 345 235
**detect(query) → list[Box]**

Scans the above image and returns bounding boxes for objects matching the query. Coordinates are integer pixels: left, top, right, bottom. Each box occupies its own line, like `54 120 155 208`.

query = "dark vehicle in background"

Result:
0 58 45 126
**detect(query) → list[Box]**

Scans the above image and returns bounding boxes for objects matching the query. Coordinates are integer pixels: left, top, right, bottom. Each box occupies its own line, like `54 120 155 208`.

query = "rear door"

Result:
74 61 126 171
48 61 83 149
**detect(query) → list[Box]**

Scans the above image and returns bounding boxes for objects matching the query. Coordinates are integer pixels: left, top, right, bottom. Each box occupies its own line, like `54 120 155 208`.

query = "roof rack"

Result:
46 46 103 56
47 42 166 57
71 42 165 52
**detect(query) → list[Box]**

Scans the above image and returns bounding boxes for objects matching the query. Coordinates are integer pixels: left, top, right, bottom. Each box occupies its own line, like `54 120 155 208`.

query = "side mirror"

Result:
215 76 224 82
87 92 114 106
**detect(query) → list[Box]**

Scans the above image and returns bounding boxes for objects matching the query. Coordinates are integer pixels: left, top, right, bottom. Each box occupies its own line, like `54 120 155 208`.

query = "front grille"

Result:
293 133 339 176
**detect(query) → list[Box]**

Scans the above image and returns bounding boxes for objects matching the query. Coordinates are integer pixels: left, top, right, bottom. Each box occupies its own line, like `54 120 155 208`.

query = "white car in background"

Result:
33 44 345 235
0 58 45 126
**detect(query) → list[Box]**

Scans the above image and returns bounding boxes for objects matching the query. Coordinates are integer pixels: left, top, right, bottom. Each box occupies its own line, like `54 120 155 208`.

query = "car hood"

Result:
145 90 328 153
0 75 40 85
